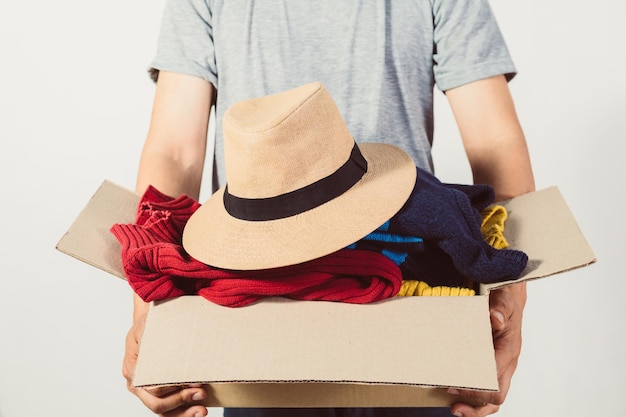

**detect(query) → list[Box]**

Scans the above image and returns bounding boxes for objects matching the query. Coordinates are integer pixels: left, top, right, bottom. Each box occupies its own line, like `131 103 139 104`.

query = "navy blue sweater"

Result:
350 167 528 287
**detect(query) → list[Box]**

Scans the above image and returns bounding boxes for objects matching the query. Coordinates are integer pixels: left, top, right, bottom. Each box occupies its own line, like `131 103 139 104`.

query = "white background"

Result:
1 1 625 416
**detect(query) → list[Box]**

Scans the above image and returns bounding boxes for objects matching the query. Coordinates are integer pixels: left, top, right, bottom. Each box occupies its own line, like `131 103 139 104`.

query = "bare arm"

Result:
125 71 215 417
132 70 214 319
448 75 534 199
445 75 535 417
136 71 214 200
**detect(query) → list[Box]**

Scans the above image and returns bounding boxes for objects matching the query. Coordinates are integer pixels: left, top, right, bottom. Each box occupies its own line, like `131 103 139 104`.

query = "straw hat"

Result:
182 82 417 270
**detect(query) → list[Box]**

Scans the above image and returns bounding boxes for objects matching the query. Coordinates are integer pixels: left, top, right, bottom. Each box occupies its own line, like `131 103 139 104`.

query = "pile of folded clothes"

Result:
110 168 526 307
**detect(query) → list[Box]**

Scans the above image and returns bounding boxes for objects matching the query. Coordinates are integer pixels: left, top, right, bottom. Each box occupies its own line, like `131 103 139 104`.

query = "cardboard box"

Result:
56 180 596 407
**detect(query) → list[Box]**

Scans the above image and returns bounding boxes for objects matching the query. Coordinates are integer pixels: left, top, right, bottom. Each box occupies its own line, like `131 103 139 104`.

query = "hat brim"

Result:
182 143 417 270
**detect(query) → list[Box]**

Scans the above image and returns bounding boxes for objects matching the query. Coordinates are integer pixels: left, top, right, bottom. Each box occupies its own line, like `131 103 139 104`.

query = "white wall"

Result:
1 1 624 416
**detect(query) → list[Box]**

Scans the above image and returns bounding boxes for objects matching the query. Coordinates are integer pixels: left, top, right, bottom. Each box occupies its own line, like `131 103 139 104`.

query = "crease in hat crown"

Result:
223 82 355 199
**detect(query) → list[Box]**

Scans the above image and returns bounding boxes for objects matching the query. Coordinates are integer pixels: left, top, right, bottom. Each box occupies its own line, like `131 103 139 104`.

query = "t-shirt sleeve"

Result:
432 0 516 92
148 0 217 87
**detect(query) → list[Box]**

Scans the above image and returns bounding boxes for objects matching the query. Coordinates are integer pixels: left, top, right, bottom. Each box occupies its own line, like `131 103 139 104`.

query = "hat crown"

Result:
223 82 354 198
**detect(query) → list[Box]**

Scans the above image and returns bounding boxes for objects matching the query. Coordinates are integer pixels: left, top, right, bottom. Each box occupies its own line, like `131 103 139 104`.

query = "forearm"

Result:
466 133 535 202
132 71 215 322
136 140 206 200
468 102 533 322
135 70 214 200
452 75 533 322
133 135 208 321
132 133 208 323
446 75 535 201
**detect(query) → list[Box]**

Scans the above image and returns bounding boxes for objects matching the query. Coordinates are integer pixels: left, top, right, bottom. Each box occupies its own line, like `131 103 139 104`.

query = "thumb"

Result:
490 309 506 332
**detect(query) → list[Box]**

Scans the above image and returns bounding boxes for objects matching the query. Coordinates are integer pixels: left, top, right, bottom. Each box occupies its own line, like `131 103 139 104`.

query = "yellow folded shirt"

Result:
480 204 509 250
397 280 476 297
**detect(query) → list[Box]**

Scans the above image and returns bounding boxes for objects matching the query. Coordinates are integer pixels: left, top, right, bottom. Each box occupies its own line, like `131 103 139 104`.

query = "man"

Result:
124 2 535 417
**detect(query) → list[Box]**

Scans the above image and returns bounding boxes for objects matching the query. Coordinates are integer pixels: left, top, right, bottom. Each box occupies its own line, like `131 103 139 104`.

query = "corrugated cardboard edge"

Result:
203 382 473 408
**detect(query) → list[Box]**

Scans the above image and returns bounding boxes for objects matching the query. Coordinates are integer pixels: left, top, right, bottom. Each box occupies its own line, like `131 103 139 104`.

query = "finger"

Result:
162 404 209 417
450 400 499 417
448 384 503 407
488 283 526 326
131 385 207 415
489 309 507 332
144 385 188 398
447 387 494 408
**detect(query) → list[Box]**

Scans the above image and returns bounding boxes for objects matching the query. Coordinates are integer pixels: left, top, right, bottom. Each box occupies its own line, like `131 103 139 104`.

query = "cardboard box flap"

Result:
56 180 138 279
134 296 497 391
482 186 597 293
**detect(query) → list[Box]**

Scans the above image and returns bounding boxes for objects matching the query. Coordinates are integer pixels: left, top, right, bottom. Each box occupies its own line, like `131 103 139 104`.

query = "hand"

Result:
123 314 209 417
448 281 527 417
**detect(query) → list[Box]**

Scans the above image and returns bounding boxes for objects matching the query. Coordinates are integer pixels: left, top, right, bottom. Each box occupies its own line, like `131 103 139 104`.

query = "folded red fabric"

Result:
110 186 403 307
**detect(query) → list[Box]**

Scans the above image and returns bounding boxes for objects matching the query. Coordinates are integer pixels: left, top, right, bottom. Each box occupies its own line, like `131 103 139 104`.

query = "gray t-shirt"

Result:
149 0 516 192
